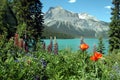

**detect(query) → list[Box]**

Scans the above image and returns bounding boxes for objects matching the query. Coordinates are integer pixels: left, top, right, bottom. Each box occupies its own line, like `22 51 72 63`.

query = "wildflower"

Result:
80 37 89 51
34 75 40 80
47 36 53 52
25 45 29 52
90 55 98 61
23 41 28 52
41 58 47 68
90 52 102 61
80 43 89 51
42 41 46 50
54 36 58 54
19 38 24 48
90 45 103 61
14 33 19 46
94 52 102 59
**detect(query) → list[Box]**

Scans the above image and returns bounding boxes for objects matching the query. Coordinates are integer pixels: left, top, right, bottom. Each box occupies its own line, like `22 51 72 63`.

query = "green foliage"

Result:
18 0 44 40
0 0 17 39
1 0 120 79
0 0 7 35
0 40 120 80
109 0 120 52
97 36 105 54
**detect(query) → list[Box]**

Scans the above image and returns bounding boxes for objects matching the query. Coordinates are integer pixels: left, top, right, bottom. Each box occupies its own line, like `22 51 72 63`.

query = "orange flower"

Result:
90 52 102 61
80 43 89 51
90 55 98 61
94 52 102 59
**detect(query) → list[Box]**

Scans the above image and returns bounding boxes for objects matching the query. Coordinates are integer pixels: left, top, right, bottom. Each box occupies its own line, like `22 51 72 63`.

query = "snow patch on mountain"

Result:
44 6 109 37
78 13 99 21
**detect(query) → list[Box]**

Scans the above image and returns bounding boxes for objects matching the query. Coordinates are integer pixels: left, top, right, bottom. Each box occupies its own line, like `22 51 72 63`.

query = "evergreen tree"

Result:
0 0 8 35
18 0 44 50
109 0 120 52
9 0 44 50
0 0 17 39
97 36 105 54
19 0 44 39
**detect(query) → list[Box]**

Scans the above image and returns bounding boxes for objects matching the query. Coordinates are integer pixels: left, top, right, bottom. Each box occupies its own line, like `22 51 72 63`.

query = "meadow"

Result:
0 37 120 80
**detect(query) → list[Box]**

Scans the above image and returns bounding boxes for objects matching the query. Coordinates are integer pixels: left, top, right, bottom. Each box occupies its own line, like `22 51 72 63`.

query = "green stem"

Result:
95 62 98 78
83 51 85 79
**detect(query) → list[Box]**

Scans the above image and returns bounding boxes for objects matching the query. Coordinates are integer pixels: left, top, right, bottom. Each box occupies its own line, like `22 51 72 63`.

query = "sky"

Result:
41 0 113 22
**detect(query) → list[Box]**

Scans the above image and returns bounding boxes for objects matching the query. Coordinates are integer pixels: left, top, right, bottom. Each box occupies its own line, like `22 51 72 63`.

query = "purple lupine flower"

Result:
42 41 46 50
34 75 40 80
80 36 84 44
54 43 58 54
19 38 24 48
14 59 19 63
25 43 29 52
22 32 29 52
47 36 53 53
54 36 58 54
14 33 19 46
41 58 47 68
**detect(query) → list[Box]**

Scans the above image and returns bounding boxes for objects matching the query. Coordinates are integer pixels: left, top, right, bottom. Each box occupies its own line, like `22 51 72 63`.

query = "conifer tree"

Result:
97 36 105 54
0 0 8 35
9 0 44 50
109 0 120 52
0 0 17 39
20 0 44 39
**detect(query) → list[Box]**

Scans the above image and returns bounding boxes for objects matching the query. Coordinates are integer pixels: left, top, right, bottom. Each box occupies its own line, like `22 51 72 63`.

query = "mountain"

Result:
43 6 109 38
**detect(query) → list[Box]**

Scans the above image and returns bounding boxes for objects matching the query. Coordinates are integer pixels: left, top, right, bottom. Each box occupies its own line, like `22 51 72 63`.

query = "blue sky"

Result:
41 0 113 22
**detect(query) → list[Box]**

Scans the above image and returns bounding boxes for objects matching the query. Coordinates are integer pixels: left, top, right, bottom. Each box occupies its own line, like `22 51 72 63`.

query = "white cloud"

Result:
104 6 112 9
68 0 76 3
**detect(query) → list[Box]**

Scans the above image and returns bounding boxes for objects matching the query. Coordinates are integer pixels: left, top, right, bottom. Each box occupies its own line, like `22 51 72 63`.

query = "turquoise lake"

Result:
43 38 109 53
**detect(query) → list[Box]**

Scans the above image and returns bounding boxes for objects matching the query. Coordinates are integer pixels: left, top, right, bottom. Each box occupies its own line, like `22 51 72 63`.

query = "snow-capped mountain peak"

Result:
78 13 99 21
44 6 109 38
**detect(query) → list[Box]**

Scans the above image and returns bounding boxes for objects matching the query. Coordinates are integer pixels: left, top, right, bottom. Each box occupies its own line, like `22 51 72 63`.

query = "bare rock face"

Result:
44 6 109 38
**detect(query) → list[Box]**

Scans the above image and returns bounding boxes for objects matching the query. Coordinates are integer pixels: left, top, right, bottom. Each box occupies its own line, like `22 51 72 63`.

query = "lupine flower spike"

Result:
47 36 53 52
23 33 29 52
19 38 24 48
80 37 89 51
54 36 58 54
14 33 19 46
41 58 47 68
42 41 46 50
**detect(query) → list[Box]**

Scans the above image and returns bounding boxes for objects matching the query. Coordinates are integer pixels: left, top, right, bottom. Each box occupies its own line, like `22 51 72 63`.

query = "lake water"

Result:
43 38 109 53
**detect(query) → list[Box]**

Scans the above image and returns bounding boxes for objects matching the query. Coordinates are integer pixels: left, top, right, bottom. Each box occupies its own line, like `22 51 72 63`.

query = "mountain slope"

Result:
44 6 109 38
42 25 74 39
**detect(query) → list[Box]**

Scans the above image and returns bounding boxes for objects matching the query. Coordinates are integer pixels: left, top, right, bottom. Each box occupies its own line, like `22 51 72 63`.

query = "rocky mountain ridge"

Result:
43 6 109 38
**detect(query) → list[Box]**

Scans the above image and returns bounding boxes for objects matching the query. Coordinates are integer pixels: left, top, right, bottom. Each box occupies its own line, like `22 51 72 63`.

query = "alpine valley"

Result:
42 6 109 38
